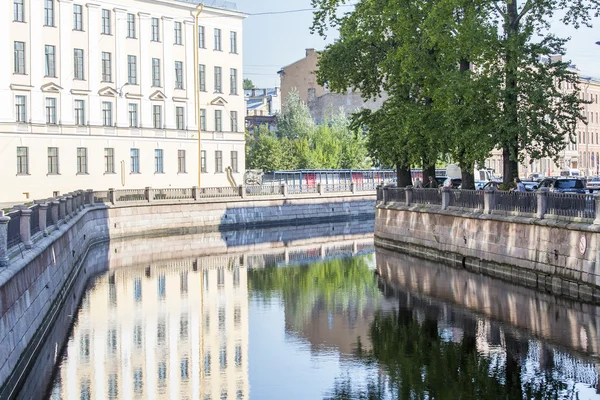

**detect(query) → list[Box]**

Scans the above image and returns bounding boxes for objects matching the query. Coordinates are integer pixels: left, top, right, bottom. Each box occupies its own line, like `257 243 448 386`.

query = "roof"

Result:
172 0 248 16
244 88 279 98
246 99 265 111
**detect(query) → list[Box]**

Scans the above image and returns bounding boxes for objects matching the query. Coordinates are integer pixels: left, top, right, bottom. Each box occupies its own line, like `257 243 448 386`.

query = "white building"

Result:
1 0 247 203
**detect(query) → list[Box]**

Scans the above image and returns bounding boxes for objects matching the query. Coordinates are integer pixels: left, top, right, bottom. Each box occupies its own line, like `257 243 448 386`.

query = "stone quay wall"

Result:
0 190 375 397
375 192 600 304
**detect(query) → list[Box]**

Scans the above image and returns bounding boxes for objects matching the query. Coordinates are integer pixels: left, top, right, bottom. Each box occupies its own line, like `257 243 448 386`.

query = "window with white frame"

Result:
198 26 205 48
215 110 222 132
175 61 184 89
74 99 85 125
46 98 57 124
230 111 238 132
102 101 113 126
178 150 186 173
44 0 54 26
73 4 83 30
77 147 88 174
230 68 237 95
45 45 56 77
128 55 137 84
15 95 26 122
154 149 164 173
152 58 161 86
130 148 140 173
48 147 59 174
201 150 207 173
199 64 206 91
17 147 28 175
104 148 114 173
214 28 222 50
231 151 238 173
101 52 112 82
153 105 162 129
127 13 136 38
14 42 25 74
230 31 237 53
176 106 185 130
74 49 84 80
129 103 138 127
215 150 223 173
200 109 206 131
174 22 182 45
151 18 160 41
14 0 24 22
102 9 111 34
214 66 222 93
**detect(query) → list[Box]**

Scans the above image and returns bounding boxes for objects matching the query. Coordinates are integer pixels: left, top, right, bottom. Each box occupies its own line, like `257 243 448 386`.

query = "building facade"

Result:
485 75 600 178
1 0 246 203
278 48 323 105
244 87 280 133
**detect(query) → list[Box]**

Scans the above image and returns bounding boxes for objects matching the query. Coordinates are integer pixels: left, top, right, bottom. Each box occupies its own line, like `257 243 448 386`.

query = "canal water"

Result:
44 227 600 399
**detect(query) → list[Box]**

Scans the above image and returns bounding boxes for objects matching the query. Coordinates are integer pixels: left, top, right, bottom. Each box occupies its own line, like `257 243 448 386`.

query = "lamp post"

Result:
194 4 205 188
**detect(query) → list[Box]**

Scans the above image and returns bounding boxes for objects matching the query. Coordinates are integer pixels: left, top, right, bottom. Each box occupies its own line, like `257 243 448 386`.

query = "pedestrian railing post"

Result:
441 187 451 210
87 189 95 207
145 187 153 203
0 211 10 268
281 183 288 197
192 186 199 201
51 198 60 227
66 193 74 219
350 182 356 194
537 188 548 219
239 185 246 199
594 193 600 225
382 186 389 205
109 188 116 205
317 183 324 195
484 188 495 214
15 206 32 249
405 186 413 206
38 202 49 236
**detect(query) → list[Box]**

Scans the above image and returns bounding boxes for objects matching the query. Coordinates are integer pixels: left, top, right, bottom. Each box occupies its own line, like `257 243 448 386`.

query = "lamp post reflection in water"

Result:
48 257 249 400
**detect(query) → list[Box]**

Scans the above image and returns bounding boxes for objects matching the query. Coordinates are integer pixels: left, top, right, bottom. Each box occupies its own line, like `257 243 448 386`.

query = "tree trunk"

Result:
461 163 476 190
503 146 519 184
396 165 413 187
423 163 436 184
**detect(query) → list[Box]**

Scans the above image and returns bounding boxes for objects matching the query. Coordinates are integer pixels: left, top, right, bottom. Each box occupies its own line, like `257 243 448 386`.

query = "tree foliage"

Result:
243 78 255 90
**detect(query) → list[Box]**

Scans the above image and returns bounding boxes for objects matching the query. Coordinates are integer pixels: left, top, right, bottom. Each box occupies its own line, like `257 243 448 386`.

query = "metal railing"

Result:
448 190 485 210
494 191 538 214
246 185 282 196
387 188 406 203
114 189 146 202
153 188 194 201
546 193 595 219
287 185 318 194
29 205 40 235
197 187 240 198
6 210 21 248
94 190 110 204
412 188 443 205
324 183 352 193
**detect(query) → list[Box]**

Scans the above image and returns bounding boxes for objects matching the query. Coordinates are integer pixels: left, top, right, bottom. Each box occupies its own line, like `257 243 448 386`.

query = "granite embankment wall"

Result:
375 203 600 304
0 193 375 398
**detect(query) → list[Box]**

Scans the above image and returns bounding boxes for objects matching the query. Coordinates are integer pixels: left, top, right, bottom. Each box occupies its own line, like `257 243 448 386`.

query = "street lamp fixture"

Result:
118 82 129 98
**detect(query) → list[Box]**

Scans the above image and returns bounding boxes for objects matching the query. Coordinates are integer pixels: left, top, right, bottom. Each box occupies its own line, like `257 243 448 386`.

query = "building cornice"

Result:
10 84 33 92
71 89 91 96
173 97 189 102
126 93 144 99
86 3 101 9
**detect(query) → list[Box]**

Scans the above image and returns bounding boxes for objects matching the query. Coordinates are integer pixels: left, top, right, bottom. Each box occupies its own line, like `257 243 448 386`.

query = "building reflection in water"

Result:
49 256 249 400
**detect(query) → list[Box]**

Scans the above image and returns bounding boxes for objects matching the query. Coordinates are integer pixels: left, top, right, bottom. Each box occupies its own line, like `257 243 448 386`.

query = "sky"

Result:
226 0 600 89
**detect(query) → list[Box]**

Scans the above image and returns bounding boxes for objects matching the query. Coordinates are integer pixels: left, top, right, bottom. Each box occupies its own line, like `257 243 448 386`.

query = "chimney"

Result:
306 48 315 57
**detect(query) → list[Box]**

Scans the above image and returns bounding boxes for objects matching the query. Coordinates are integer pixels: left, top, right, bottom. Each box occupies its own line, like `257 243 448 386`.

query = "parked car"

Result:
527 173 544 182
521 181 539 191
537 178 586 194
586 176 600 193
479 181 501 191
442 177 462 189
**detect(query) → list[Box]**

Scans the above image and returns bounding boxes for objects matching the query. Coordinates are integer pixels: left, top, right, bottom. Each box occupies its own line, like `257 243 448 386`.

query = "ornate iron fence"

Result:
412 189 443 205
197 187 240 198
287 185 318 194
114 189 146 202
546 193 595 219
387 188 406 203
29 205 40 235
448 190 485 210
246 185 282 196
94 190 110 204
493 191 538 214
7 210 21 248
153 188 194 201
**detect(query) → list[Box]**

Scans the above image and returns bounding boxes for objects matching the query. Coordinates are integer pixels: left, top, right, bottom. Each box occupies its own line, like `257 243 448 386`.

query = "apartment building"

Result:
2 0 247 203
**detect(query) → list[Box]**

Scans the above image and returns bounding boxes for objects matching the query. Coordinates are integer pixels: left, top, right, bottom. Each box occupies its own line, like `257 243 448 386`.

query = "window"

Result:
128 55 137 84
46 98 57 124
174 22 182 45
153 105 162 129
127 13 136 38
48 147 59 174
101 9 111 34
14 0 24 22
200 109 206 131
17 147 28 174
101 52 112 82
235 345 242 367
77 147 88 174
175 61 184 89
44 0 55 26
154 149 164 173
44 45 56 77
219 347 227 369
181 359 189 380
215 110 222 132
231 151 238 173
104 148 114 173
215 150 223 173
176 107 185 130
230 31 237 53
74 99 85 125
214 28 222 50
129 103 138 127
73 4 83 31
108 374 118 398
151 18 160 41
15 95 26 122
204 352 211 376
14 42 25 74
230 68 238 95
199 64 206 91
74 49 84 80
130 148 140 173
198 26 205 48
102 101 113 126
178 150 186 173
133 369 143 395
230 111 238 132
201 150 207 173
158 274 166 299
151 58 161 86
214 67 222 93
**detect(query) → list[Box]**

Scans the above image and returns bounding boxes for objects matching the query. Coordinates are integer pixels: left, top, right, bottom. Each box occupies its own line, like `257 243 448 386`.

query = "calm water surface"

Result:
47 241 600 399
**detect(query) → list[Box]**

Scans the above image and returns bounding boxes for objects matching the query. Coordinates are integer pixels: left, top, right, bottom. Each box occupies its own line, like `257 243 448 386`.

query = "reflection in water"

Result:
47 237 599 399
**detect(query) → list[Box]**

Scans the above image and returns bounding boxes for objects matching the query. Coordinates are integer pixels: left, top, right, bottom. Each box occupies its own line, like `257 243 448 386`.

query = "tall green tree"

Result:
245 125 285 171
243 78 255 90
278 89 316 140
